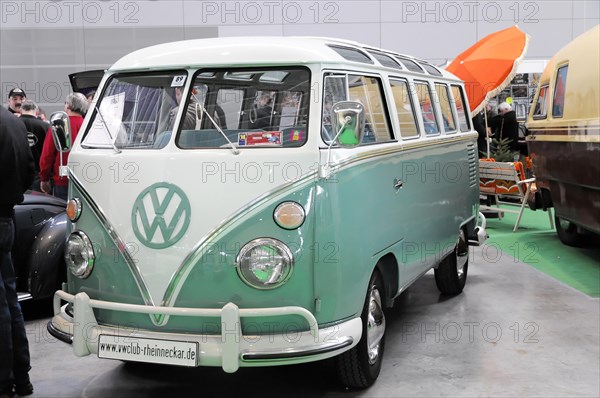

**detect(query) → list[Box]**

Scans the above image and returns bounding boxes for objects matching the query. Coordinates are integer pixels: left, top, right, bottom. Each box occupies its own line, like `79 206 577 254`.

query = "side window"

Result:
322 75 347 142
552 65 568 117
347 74 393 143
451 85 470 132
434 83 457 133
532 85 549 119
390 79 419 139
414 81 439 135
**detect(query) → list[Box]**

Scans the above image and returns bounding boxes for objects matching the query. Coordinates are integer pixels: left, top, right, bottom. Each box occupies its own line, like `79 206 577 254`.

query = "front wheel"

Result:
335 271 386 389
435 228 469 295
555 216 590 247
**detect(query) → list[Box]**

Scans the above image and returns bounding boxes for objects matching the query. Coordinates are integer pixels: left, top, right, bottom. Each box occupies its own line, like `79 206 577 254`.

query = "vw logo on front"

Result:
132 182 191 249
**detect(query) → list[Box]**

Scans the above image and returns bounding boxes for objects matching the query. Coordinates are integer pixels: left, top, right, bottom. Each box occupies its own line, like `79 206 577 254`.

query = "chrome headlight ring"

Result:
65 230 95 279
236 238 294 290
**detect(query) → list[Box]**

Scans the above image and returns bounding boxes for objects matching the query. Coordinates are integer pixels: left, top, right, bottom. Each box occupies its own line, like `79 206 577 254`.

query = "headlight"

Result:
273 201 305 230
66 197 82 222
65 231 95 278
236 238 293 289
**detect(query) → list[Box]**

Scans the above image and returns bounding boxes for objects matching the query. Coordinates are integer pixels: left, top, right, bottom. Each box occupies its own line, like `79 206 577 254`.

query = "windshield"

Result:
82 71 186 149
82 68 311 150
176 67 310 149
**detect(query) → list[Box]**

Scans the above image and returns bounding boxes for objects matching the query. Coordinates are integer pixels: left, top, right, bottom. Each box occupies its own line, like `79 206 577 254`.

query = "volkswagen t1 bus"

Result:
48 36 486 388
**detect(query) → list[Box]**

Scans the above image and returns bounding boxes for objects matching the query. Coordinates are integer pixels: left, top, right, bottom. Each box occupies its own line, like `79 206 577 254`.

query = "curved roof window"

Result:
396 57 424 73
368 51 403 69
328 45 374 64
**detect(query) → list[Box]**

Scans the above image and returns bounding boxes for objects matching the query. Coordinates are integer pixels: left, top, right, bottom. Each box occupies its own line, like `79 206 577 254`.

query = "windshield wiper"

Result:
192 94 239 155
94 105 122 154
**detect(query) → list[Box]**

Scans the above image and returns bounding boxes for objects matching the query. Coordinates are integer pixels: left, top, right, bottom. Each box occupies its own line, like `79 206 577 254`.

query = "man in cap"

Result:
6 88 26 116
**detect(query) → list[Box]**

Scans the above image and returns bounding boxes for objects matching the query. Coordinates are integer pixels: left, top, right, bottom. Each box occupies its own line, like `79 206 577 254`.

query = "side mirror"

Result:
50 111 71 152
331 101 365 147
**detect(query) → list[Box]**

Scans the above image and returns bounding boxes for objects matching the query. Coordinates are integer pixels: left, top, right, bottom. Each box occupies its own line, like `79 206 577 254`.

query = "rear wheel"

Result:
435 228 469 295
555 216 590 247
335 271 386 389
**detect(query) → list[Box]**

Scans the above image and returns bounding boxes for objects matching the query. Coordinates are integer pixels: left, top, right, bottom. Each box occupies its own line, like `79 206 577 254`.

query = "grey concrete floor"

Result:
21 245 600 397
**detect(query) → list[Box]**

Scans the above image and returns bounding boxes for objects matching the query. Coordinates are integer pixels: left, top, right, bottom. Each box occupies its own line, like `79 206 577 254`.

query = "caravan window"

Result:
552 65 568 118
390 78 419 139
347 75 393 143
435 83 457 133
451 85 470 132
414 81 440 135
322 74 393 144
532 85 549 119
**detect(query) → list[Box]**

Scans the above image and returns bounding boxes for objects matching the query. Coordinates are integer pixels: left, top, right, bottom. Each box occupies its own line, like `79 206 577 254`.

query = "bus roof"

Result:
109 36 457 80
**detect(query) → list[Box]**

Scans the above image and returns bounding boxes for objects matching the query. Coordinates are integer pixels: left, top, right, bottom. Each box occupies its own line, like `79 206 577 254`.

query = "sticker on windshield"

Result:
238 131 282 146
171 75 187 87
289 129 304 142
83 92 125 147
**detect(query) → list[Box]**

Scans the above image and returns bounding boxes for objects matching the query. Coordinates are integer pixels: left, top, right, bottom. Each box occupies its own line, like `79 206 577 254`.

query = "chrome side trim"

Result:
241 337 353 361
333 133 477 171
17 292 32 302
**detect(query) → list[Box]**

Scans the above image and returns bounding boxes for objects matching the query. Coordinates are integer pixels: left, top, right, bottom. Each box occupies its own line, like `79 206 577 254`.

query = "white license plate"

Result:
98 335 198 367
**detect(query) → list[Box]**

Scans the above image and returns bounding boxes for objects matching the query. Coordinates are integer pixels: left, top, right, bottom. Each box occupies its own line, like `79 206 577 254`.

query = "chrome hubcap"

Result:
456 229 468 278
366 286 385 365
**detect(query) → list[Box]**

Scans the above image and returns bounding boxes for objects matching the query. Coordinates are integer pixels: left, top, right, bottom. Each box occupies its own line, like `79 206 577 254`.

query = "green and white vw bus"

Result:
48 36 487 388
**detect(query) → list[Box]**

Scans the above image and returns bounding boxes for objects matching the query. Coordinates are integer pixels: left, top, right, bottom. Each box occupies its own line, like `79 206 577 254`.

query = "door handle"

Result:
393 178 403 191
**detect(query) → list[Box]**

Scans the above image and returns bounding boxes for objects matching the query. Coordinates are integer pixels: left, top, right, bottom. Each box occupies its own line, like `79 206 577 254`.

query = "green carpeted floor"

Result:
483 204 600 297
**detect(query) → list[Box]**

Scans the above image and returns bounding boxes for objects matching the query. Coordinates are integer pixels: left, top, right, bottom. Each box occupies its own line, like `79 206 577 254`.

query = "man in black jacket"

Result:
494 102 520 152
0 106 35 398
18 100 49 191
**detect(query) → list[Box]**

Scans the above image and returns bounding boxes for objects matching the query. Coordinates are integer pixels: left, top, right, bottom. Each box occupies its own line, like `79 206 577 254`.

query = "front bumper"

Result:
47 290 360 372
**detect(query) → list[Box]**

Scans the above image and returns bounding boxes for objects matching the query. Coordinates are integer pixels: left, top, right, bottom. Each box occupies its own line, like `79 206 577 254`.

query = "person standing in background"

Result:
36 107 49 123
473 104 497 158
18 100 48 192
250 93 273 130
86 90 96 106
496 102 520 152
39 93 87 201
6 88 26 116
0 106 35 398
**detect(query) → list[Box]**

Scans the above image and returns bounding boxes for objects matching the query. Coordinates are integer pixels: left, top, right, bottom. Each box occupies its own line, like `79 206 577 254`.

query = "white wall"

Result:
1 0 598 113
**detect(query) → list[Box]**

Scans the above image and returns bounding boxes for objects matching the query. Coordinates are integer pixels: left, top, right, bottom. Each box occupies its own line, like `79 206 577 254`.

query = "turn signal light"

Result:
66 198 82 222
